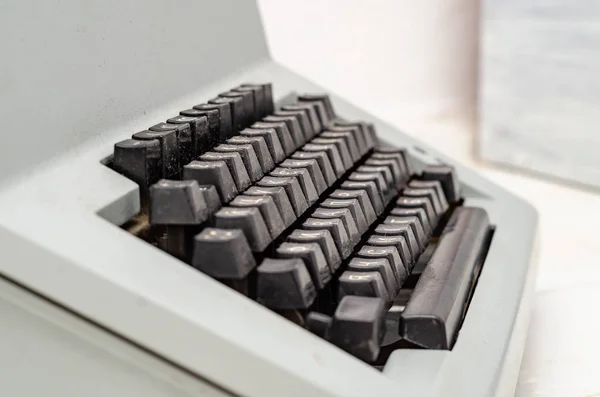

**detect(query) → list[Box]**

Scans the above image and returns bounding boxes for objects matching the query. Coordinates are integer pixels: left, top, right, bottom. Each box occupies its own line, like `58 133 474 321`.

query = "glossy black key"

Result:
321 198 368 235
241 83 274 115
280 158 327 195
303 217 352 259
181 108 221 146
357 165 394 191
230 195 285 239
311 137 353 170
348 171 388 198
298 94 335 121
367 235 413 273
271 167 318 205
338 271 390 303
227 135 275 174
335 121 375 148
365 158 403 186
183 161 237 203
409 180 449 214
331 122 371 153
167 115 210 159
214 207 271 252
193 102 233 141
149 179 208 225
371 150 410 181
400 207 490 349
197 185 222 215
276 242 331 289
210 96 245 133
257 176 308 217
220 90 254 126
275 109 314 140
347 257 398 298
421 165 461 203
306 312 332 339
396 196 437 227
113 139 162 188
403 187 444 218
149 122 193 165
214 143 263 183
287 229 342 273
385 215 428 250
245 186 296 228
192 228 255 279
241 127 286 164
282 103 322 135
330 296 386 362
357 245 406 286
375 147 412 175
264 115 305 148
200 151 251 192
302 143 345 178
252 121 295 156
330 189 377 225
132 130 179 178
256 258 316 309
234 85 265 120
341 180 385 215
375 223 420 262
321 131 360 163
390 207 431 235
312 207 360 248
292 151 337 186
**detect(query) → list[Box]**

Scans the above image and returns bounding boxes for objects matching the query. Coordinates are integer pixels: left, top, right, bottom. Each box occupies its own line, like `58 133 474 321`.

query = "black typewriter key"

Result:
214 143 263 183
334 121 375 149
320 131 360 162
409 180 449 214
149 122 193 166
338 271 390 303
390 207 431 235
375 223 420 263
230 195 285 239
149 179 208 225
192 228 256 279
241 127 286 164
311 137 353 170
292 151 337 186
330 189 377 225
270 167 318 205
264 115 305 148
341 180 385 215
234 85 265 120
276 242 331 289
209 96 245 135
252 121 295 157
275 109 314 140
303 217 352 259
396 196 437 228
302 143 345 178
298 94 336 121
421 165 460 203
197 185 222 216
287 229 342 273
328 124 369 155
183 160 238 203
257 176 308 217
241 83 274 115
347 257 398 299
367 235 413 272
375 147 412 177
321 198 368 235
348 171 388 198
312 207 360 249
132 130 179 178
181 107 220 145
282 103 322 135
385 215 428 250
227 135 275 174
357 165 395 191
306 312 332 340
167 115 210 158
200 151 251 192
357 245 406 287
365 158 403 186
297 99 328 127
194 102 233 141
245 185 296 228
256 258 316 309
280 158 327 195
214 207 271 252
113 139 162 189
220 90 254 127
403 187 445 218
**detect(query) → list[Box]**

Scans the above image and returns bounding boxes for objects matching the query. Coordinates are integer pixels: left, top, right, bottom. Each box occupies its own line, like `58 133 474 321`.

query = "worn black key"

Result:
396 196 437 227
292 151 337 187
385 215 428 250
375 147 412 176
287 229 342 273
280 158 327 195
149 122 193 166
297 99 328 127
245 185 296 228
276 242 331 289
348 171 388 198
303 217 352 259
409 180 449 214
252 121 295 156
132 130 179 178
197 185 221 215
341 180 385 215
200 151 251 192
275 109 313 140
390 207 431 235
306 312 332 340
230 195 285 239
214 143 263 183
257 176 308 217
149 179 208 225
181 108 220 146
338 271 390 303
421 165 461 203
334 121 375 149
330 123 370 154
357 245 406 286
193 102 233 141
321 198 368 235
264 115 305 148
330 296 386 362
227 135 275 174
298 94 335 121
214 207 271 252
347 257 398 299
282 103 322 135
302 143 345 178
313 207 360 248
166 115 210 159
113 139 162 188
241 83 274 115
241 127 286 164
311 137 353 170
220 90 254 126
210 96 245 133
256 258 316 309
234 85 265 120
321 131 360 162
183 161 237 203
375 223 420 263
330 189 377 225
399 207 490 349
365 158 402 187
271 167 318 205
192 228 255 279
357 165 394 190
403 187 444 218
367 235 413 273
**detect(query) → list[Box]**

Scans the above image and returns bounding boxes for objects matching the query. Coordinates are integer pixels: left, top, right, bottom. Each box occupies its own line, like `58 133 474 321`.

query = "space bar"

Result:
399 206 490 349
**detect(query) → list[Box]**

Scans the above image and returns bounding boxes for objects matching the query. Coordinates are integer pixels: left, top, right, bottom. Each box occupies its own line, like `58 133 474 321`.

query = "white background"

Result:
258 1 600 396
